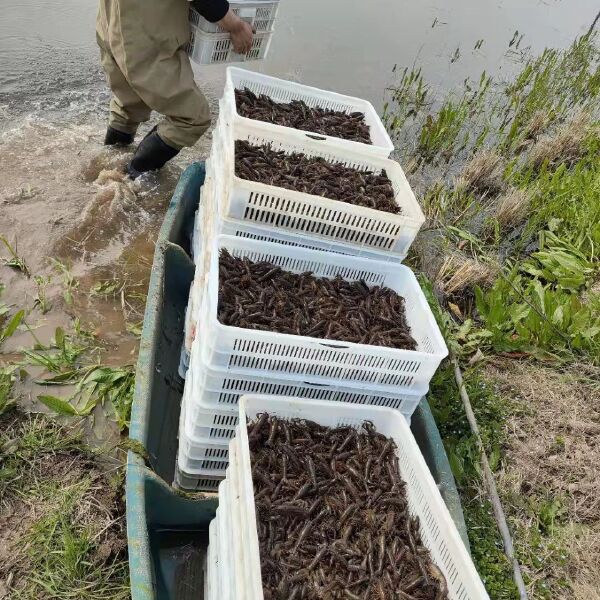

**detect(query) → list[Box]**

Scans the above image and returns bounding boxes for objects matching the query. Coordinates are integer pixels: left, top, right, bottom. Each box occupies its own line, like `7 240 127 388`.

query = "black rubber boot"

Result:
104 126 135 146
126 128 180 179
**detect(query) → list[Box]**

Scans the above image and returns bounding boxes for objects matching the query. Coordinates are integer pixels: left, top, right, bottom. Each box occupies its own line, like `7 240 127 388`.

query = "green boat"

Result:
126 162 468 599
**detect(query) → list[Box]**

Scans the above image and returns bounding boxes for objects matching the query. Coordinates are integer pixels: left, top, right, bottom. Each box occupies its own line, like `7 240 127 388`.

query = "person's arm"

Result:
217 10 253 54
190 1 253 54
190 0 230 24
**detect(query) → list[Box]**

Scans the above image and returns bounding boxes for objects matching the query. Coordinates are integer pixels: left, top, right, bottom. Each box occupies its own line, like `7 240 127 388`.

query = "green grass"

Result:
0 366 18 416
15 480 129 600
0 308 24 348
24 326 90 373
428 365 579 598
50 258 79 306
0 234 30 276
33 275 52 314
390 33 600 598
0 411 129 599
427 366 519 599
37 364 136 432
516 136 600 256
388 34 600 364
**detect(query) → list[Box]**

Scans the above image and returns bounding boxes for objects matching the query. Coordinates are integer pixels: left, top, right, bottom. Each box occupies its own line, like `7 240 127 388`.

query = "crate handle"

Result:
319 342 350 349
305 134 326 141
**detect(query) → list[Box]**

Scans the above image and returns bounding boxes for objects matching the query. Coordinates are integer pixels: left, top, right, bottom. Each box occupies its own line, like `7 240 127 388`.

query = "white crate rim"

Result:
226 66 394 156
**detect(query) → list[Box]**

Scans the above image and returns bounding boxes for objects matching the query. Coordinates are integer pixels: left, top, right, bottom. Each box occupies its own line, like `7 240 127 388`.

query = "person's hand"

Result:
217 10 253 54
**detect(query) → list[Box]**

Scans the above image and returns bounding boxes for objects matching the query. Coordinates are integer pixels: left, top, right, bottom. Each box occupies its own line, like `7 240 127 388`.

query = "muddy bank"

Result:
0 115 211 421
0 410 129 599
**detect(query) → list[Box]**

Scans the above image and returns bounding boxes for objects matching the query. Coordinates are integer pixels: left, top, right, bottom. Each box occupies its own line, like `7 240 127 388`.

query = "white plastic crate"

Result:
212 114 424 259
206 518 218 600
183 276 202 355
174 467 222 491
191 207 203 262
184 163 216 356
203 171 418 263
188 27 272 65
188 335 426 413
215 482 231 600
179 452 229 475
178 343 190 379
180 436 230 461
179 379 420 467
185 401 239 443
175 380 228 488
226 438 256 598
199 235 448 390
218 477 245 600
225 66 394 157
237 395 490 599
178 328 423 469
190 2 278 34
228 427 262 600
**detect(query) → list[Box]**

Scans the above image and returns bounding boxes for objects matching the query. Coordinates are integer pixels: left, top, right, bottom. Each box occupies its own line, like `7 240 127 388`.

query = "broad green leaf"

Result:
55 327 65 349
509 303 530 323
531 279 547 315
447 451 465 483
488 446 501 471
582 325 600 339
38 394 79 416
37 370 82 385
520 264 545 278
0 310 24 342
552 305 564 326
78 396 100 416
456 319 473 341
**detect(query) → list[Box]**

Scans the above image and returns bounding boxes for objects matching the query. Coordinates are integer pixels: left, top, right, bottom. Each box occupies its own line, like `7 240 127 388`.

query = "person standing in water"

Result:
96 0 253 178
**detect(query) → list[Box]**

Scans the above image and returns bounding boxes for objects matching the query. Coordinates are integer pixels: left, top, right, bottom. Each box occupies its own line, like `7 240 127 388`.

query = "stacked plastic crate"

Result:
176 67 447 491
187 1 278 65
206 394 490 598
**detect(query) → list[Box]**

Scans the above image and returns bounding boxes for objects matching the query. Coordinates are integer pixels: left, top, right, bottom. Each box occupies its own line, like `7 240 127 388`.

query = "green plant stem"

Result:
23 319 45 348
451 352 528 599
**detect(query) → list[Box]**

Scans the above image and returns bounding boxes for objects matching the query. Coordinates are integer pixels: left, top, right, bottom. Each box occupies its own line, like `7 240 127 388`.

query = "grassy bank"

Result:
0 408 129 599
386 32 600 598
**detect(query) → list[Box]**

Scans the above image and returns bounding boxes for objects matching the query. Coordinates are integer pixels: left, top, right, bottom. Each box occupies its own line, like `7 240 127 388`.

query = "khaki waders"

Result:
96 0 211 149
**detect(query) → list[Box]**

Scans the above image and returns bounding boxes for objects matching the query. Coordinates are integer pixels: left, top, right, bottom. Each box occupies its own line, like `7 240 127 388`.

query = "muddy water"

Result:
0 0 597 431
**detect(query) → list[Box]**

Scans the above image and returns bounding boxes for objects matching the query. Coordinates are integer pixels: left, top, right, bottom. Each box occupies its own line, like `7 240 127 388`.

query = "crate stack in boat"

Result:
176 68 444 491
187 1 278 65
203 394 490 599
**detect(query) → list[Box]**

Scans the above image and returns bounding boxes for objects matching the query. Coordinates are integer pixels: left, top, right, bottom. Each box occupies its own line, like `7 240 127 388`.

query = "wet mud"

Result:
0 117 211 435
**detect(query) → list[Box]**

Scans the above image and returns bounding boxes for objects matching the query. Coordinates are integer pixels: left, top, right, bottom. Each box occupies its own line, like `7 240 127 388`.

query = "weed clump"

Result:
528 112 593 170
456 150 506 197
493 188 531 231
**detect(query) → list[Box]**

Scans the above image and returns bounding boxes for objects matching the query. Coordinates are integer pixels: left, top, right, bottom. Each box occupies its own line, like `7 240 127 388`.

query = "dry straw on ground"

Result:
435 253 498 295
486 360 600 597
455 149 506 197
528 112 592 170
494 187 532 230
523 110 551 142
